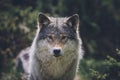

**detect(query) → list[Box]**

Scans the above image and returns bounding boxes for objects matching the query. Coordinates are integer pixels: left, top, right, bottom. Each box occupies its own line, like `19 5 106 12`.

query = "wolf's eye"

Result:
47 35 54 41
48 35 52 39
61 35 67 42
61 36 67 40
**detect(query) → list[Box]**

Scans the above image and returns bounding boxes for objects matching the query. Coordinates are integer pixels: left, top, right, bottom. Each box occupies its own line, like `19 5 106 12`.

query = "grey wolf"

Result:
28 13 83 80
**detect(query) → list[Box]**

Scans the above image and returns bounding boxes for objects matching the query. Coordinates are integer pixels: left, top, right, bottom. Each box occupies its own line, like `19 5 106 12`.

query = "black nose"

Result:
53 49 61 57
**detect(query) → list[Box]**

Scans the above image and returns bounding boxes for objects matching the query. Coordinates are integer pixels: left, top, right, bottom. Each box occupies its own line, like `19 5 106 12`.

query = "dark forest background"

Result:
0 0 120 80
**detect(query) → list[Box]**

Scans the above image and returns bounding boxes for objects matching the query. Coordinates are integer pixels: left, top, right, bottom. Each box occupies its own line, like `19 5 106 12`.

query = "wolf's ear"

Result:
66 14 79 30
38 13 50 27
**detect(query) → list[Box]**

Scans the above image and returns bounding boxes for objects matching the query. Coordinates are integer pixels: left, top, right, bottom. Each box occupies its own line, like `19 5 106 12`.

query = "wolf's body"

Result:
28 13 83 80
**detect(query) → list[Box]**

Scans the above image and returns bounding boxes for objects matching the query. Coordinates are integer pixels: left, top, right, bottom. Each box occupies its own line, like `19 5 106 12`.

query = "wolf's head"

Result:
35 13 80 58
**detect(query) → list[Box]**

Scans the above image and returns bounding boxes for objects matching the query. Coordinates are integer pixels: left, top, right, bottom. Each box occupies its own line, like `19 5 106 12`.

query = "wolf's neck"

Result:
35 55 77 79
34 52 78 78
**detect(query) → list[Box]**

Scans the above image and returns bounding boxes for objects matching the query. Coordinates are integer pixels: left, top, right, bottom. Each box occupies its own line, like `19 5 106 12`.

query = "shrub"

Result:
79 49 120 80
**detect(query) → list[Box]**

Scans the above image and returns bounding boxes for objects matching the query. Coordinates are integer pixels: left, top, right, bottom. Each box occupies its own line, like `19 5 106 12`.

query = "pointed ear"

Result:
66 14 79 30
38 13 50 27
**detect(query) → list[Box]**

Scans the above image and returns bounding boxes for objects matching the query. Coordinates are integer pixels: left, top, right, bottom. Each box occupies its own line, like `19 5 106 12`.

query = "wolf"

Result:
28 13 83 80
14 47 30 80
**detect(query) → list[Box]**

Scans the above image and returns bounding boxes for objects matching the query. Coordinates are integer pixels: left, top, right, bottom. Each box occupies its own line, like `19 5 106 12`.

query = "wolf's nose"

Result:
53 49 61 57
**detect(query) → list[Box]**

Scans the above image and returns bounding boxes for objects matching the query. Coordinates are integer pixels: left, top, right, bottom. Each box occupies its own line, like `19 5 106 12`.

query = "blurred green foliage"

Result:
79 49 120 80
0 0 120 80
1 69 21 80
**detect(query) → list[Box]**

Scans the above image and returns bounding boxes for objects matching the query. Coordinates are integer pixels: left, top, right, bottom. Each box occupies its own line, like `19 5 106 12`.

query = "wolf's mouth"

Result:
54 54 61 57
